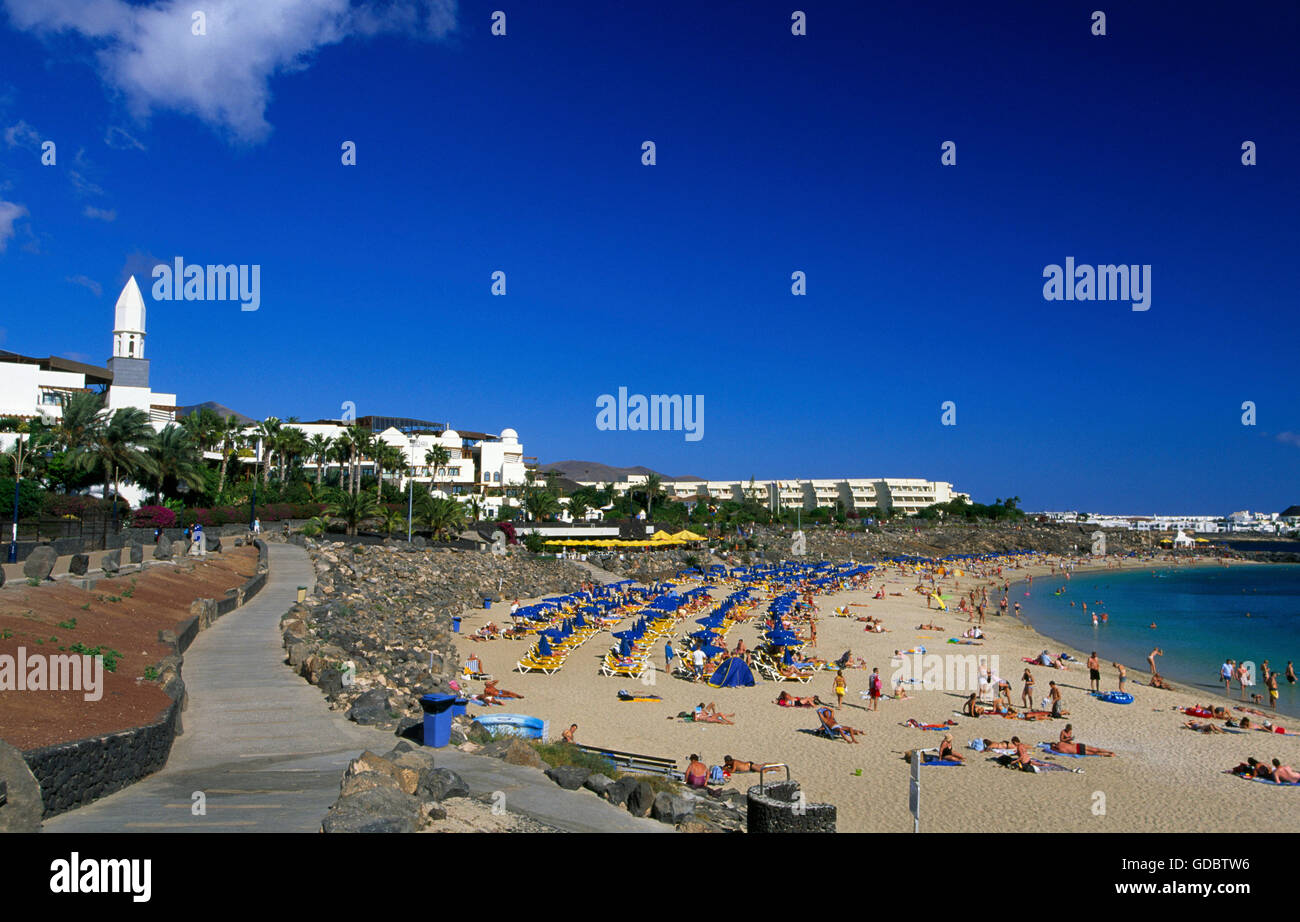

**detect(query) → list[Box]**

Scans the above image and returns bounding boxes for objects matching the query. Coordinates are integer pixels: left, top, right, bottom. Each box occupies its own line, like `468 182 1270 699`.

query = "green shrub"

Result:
530 741 621 778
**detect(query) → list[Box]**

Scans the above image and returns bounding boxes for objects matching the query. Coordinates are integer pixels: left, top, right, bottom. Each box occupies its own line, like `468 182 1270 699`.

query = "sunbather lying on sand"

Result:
776 691 827 708
724 755 772 773
695 702 735 724
904 718 958 729
1184 720 1226 733
916 623 944 631
482 680 523 700
1051 725 1115 755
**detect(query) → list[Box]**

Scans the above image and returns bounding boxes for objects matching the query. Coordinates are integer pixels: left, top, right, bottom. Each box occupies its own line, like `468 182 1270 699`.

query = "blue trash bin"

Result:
452 615 461 633
483 597 492 609
420 694 457 748
452 697 468 718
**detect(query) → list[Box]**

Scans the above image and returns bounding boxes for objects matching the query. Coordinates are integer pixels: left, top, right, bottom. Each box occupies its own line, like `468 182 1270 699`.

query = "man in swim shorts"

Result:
1087 652 1101 693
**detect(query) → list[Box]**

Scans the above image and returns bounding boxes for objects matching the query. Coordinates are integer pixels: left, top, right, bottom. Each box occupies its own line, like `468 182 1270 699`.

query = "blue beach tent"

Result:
707 657 756 688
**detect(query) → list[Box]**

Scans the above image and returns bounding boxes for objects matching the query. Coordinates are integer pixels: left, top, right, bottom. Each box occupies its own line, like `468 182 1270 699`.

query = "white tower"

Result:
113 275 147 359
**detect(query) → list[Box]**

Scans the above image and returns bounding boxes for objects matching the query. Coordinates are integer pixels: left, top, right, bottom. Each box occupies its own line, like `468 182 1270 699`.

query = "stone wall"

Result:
746 779 836 833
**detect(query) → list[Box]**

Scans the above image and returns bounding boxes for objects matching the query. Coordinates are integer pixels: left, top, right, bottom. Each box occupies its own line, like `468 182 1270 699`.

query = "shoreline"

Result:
1003 556 1298 721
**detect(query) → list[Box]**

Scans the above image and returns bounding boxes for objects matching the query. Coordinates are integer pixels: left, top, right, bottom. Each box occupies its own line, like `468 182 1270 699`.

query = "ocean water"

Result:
1016 563 1300 719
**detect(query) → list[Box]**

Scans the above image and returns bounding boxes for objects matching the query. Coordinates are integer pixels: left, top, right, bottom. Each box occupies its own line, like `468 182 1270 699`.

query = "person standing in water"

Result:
1287 661 1297 685
1148 647 1163 679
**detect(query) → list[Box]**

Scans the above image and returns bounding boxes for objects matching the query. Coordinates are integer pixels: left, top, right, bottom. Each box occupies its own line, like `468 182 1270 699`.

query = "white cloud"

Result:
67 274 103 297
3 119 42 150
0 200 28 252
83 205 117 221
4 0 458 144
104 125 145 150
1277 432 1300 448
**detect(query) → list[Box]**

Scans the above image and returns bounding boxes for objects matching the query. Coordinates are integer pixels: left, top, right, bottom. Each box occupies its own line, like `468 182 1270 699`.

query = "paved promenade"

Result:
46 543 665 833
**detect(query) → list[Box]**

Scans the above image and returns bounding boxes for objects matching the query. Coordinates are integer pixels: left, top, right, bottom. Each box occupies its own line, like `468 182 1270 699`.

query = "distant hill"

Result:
539 460 703 482
176 401 255 425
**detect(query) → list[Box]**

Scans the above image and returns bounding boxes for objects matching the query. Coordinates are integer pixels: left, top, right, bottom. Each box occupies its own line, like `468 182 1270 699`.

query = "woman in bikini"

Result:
1021 668 1036 709
962 693 985 717
936 733 965 762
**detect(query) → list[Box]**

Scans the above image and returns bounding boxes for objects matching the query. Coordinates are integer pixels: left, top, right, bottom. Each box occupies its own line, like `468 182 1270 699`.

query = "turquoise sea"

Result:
1016 563 1300 719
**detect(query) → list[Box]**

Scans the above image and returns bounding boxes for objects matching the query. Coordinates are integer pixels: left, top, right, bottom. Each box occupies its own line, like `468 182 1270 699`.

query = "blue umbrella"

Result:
537 635 553 657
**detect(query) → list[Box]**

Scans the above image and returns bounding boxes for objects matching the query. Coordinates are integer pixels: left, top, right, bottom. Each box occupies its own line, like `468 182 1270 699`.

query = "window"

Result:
494 472 501 482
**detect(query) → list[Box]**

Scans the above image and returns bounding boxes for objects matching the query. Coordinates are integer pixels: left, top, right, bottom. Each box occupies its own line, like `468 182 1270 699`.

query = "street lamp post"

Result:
407 436 417 542
7 431 26 564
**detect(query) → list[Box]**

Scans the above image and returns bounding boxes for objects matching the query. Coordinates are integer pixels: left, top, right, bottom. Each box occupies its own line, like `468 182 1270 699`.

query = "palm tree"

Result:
379 505 405 536
424 444 450 496
149 424 206 501
307 433 333 487
644 473 662 518
70 407 158 507
346 425 371 496
216 416 245 497
325 491 380 536
331 430 355 493
466 495 483 523
278 427 308 483
416 493 466 541
524 489 561 522
256 417 281 487
568 495 590 523
50 390 104 450
181 407 221 454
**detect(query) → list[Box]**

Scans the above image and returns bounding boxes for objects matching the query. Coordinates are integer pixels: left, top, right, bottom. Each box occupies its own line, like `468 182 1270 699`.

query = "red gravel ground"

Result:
0 547 258 750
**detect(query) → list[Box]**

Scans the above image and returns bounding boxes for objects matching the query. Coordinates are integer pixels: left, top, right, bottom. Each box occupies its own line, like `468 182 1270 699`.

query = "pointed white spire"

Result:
113 275 147 359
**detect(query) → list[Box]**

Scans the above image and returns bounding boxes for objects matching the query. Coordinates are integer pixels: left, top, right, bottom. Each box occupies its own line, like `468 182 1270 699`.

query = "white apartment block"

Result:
1037 511 1284 534
575 475 968 516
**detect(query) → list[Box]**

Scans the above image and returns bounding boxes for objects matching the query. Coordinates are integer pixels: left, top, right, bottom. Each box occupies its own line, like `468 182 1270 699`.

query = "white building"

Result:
0 277 178 427
571 475 967 516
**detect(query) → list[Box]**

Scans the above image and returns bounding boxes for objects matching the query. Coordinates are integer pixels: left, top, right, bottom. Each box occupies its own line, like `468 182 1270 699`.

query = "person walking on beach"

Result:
1237 661 1251 700
1221 659 1236 693
664 639 675 676
1087 652 1101 693
1147 647 1162 679
833 669 846 708
1048 681 1069 718
692 645 706 681
1021 668 1035 709
868 667 882 711
1113 662 1127 693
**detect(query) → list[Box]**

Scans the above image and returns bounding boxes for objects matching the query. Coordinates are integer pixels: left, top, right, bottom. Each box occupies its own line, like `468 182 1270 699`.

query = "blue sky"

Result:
0 0 1296 513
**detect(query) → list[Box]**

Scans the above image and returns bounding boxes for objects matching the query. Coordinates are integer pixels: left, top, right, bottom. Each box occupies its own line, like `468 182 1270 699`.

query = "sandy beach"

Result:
456 555 1299 833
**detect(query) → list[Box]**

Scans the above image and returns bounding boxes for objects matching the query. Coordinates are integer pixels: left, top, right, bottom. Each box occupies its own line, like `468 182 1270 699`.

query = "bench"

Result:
577 745 683 781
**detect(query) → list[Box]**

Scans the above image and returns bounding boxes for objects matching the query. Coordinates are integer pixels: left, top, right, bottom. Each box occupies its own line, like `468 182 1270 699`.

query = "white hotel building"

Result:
1 278 529 511
577 475 968 516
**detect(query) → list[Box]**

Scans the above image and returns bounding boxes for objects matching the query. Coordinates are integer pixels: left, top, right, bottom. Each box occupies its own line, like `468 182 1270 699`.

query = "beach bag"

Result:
709 765 726 784
970 738 986 751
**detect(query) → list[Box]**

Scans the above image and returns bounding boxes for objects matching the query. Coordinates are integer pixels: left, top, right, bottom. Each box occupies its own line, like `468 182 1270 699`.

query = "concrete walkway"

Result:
45 543 666 833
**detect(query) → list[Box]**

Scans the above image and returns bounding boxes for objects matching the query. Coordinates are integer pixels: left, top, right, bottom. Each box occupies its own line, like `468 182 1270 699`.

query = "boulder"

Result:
0 739 42 833
321 785 421 833
677 817 724 833
651 791 695 825
171 539 189 558
603 776 639 808
545 764 591 790
68 553 90 576
101 549 122 576
208 536 222 554
626 780 656 817
345 750 420 797
153 541 172 560
127 542 144 563
22 546 56 581
583 772 614 797
479 738 550 771
345 688 394 725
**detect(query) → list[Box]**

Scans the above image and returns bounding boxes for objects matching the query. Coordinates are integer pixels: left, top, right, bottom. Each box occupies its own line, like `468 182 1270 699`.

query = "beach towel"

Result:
1027 758 1083 773
618 689 662 702
921 758 964 766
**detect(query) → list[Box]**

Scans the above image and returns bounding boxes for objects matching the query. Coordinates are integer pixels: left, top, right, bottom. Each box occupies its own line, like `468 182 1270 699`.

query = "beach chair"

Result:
814 707 851 742
600 651 648 679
